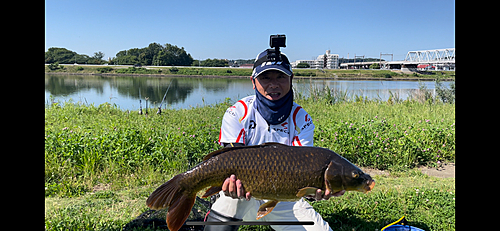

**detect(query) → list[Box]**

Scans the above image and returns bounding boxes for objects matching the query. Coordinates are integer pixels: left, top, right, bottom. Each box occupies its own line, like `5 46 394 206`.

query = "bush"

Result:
369 63 380 69
45 98 455 197
96 67 113 73
115 67 157 74
314 115 455 170
48 62 63 71
296 62 311 68
45 102 228 197
169 67 179 73
435 79 455 103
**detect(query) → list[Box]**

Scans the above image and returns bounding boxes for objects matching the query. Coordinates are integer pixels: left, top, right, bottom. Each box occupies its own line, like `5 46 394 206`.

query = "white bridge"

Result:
403 48 455 64
385 48 455 71
339 48 455 71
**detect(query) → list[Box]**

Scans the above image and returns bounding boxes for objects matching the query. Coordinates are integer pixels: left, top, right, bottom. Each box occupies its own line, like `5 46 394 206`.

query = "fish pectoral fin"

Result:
296 187 320 198
256 200 279 220
201 186 222 198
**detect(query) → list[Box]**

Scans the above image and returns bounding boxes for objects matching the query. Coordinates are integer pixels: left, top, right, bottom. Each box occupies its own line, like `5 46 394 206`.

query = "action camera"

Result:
270 34 286 48
267 34 286 62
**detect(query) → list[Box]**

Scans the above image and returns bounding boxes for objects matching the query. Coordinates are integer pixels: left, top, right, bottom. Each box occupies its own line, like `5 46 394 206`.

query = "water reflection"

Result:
45 75 254 110
45 74 451 110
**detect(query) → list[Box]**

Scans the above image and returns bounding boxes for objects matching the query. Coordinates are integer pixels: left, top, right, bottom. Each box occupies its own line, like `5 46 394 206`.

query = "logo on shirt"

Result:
249 120 256 129
281 122 288 130
271 121 290 134
226 106 237 117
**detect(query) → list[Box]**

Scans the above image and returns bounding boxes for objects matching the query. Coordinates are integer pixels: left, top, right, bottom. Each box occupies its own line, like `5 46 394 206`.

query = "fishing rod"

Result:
157 80 173 115
138 88 143 115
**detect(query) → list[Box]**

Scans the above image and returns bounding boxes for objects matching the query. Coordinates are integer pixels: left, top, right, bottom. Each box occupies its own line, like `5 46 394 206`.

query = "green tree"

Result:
201 58 228 67
45 47 77 64
113 55 139 65
88 51 106 64
369 63 380 69
73 54 89 64
111 43 193 66
145 43 164 65
296 62 310 68
162 44 193 66
45 47 106 64
191 60 201 66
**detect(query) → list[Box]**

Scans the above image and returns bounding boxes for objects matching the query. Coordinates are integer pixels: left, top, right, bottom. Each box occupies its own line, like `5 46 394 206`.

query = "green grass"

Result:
45 186 152 230
45 101 227 198
311 171 455 231
45 94 455 230
45 171 454 231
45 97 454 198
305 99 455 170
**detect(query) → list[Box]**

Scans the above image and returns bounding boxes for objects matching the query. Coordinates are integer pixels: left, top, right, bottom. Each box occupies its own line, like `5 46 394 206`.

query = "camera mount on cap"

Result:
268 34 286 62
253 34 288 69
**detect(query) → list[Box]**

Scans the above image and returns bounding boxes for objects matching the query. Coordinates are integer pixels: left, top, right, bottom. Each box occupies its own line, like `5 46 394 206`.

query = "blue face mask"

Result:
253 88 293 125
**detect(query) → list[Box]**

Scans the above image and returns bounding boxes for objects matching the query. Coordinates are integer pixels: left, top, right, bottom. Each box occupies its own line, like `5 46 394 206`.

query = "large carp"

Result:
146 142 375 231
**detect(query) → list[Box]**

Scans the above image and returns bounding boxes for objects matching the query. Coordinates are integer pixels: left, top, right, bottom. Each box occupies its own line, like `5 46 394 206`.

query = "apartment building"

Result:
291 50 339 69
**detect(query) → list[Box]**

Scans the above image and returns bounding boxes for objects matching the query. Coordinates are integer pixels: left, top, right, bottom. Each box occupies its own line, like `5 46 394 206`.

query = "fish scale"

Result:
182 144 318 200
146 142 375 231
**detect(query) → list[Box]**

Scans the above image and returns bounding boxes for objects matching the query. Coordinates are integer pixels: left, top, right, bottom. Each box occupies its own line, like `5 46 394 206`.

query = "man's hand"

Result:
221 174 252 201
306 188 345 201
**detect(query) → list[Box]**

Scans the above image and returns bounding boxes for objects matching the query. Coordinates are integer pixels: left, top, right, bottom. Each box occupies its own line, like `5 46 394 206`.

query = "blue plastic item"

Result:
382 224 425 231
381 216 425 231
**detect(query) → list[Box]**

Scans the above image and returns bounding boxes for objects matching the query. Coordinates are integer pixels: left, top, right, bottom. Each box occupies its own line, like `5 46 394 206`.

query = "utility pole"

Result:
354 55 365 69
380 53 394 69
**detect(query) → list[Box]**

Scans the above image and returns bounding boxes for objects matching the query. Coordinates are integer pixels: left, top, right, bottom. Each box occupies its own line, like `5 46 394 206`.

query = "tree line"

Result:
339 58 384 63
45 42 238 67
45 47 106 64
112 43 193 66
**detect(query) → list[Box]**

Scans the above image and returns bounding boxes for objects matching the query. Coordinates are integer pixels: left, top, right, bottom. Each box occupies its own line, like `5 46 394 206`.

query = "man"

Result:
205 49 345 231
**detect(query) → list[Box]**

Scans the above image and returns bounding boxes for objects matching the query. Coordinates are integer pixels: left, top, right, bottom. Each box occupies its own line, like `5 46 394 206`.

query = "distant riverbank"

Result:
45 64 455 81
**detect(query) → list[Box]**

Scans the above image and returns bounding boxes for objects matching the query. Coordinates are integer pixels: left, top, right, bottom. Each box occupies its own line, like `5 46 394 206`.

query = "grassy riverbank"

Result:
45 171 454 230
45 96 455 230
45 64 455 80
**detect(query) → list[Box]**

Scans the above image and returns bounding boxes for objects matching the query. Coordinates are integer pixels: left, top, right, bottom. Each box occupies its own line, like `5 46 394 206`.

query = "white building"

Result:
291 50 339 69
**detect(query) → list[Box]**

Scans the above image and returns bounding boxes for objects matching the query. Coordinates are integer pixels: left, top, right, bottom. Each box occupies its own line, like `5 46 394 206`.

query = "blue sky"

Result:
45 0 455 62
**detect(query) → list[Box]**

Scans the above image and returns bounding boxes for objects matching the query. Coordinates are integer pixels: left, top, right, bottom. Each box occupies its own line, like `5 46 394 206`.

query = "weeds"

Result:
45 102 227 198
48 62 65 71
45 94 454 198
115 67 158 74
293 81 455 170
311 173 455 230
45 93 455 230
435 78 455 103
45 173 455 231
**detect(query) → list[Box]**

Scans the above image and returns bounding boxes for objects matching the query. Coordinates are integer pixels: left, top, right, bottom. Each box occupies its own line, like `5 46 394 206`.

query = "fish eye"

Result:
352 172 359 178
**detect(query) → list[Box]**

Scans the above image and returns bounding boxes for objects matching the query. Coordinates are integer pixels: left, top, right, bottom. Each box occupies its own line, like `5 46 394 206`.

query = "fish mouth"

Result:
357 179 376 193
364 180 376 193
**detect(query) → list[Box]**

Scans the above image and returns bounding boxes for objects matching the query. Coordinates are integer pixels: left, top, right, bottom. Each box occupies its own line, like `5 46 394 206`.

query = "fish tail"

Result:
146 174 196 231
166 193 196 231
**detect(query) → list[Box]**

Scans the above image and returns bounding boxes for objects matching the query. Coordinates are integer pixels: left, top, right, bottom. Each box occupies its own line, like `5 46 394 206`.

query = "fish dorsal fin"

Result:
202 142 289 162
202 145 249 161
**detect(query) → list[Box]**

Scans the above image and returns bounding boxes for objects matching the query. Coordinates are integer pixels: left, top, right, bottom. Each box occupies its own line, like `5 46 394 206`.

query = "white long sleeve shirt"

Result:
218 95 315 147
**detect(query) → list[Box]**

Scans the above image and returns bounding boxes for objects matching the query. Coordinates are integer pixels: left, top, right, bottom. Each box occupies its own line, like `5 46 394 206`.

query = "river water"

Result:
45 74 452 110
